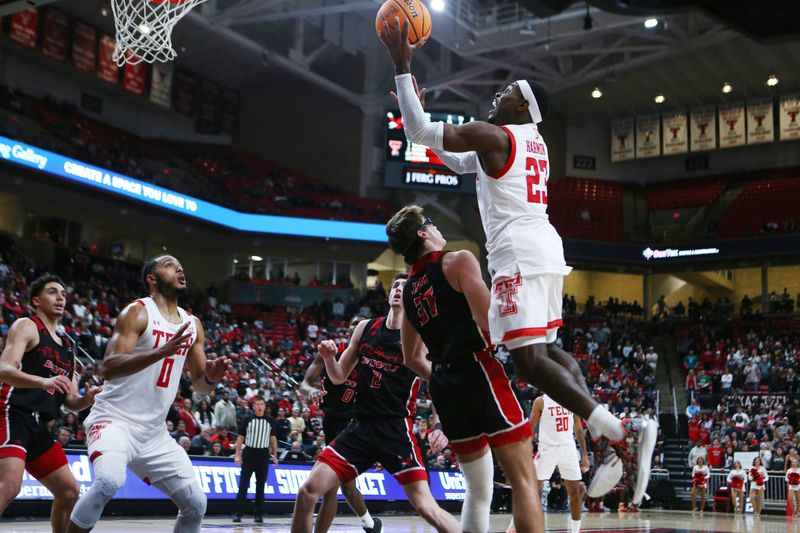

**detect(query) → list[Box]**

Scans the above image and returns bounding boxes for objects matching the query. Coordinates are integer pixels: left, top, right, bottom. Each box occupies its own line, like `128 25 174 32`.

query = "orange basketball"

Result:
375 0 431 46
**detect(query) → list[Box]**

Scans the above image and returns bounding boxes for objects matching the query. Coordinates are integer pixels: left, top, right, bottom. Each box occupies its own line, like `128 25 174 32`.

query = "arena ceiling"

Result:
6 0 800 118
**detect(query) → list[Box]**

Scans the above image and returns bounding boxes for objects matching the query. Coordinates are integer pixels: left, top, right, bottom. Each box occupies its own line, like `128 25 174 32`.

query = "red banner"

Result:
42 9 69 60
220 89 240 134
97 35 119 84
72 22 97 73
172 71 197 116
123 63 147 96
10 8 39 48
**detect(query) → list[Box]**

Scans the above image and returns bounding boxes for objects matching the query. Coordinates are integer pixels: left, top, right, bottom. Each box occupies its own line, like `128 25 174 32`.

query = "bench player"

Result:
291 275 459 533
297 314 380 533
387 206 543 533
0 274 101 533
67 256 228 533
380 19 656 505
530 394 589 533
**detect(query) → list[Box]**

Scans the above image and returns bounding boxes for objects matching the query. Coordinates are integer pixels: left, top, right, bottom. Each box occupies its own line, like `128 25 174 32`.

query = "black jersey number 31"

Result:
413 287 439 326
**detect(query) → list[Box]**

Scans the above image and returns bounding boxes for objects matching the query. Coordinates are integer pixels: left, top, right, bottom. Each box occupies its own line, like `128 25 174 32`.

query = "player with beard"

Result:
67 256 228 533
297 315 381 533
380 19 656 506
0 274 102 533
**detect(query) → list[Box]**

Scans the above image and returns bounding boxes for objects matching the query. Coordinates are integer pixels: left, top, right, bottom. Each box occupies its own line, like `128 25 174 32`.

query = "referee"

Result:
234 396 278 523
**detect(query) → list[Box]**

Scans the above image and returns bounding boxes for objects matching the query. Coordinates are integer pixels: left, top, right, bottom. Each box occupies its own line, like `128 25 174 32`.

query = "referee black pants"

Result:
236 448 271 515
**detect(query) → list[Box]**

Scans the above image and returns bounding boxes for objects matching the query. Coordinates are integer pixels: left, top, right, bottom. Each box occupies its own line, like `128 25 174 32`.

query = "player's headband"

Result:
516 80 543 124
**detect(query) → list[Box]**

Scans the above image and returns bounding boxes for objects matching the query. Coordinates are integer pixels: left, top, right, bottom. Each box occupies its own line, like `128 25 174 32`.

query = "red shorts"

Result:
0 405 68 479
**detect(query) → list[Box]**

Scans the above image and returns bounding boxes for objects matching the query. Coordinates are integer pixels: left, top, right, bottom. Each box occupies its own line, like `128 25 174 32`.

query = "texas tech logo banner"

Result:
636 116 661 159
779 94 800 141
746 99 774 145
662 112 688 155
690 107 716 152
718 102 746 148
610 119 635 162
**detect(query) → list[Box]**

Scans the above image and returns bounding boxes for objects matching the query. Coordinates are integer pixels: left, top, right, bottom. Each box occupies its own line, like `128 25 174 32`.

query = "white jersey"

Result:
475 123 571 278
88 297 197 429
538 394 575 446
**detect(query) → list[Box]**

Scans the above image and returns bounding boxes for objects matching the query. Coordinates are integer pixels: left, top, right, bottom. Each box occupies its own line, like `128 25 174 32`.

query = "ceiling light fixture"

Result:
654 94 665 104
431 0 445 12
767 74 779 87
591 87 602 99
250 255 263 262
721 82 733 94
644 18 658 28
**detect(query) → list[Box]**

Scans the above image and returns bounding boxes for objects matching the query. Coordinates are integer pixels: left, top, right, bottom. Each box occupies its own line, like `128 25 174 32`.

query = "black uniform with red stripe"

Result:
404 251 531 456
318 316 427 486
320 363 357 445
0 314 73 478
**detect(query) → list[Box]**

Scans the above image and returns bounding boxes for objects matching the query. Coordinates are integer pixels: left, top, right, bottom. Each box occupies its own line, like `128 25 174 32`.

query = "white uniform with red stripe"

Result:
692 465 710 488
475 123 572 349
787 468 800 491
533 394 582 481
84 297 198 486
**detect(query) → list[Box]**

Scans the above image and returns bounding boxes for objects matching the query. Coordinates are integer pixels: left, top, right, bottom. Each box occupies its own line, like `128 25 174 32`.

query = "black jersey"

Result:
403 251 488 364
353 316 419 419
320 358 357 418
1 315 74 420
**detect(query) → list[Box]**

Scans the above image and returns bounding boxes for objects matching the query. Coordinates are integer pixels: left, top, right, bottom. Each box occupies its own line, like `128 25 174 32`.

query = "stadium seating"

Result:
548 178 624 241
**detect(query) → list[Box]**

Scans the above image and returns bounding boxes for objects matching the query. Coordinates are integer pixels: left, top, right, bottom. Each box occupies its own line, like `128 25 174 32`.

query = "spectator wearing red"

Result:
707 439 724 468
210 426 234 454
178 397 199 436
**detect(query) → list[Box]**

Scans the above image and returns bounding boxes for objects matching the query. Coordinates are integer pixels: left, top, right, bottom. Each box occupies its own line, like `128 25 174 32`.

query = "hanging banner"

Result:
610 119 635 162
196 79 221 134
662 111 688 155
10 8 39 48
42 9 69 60
635 115 660 158
779 94 800 141
690 107 716 152
746 99 774 145
150 63 173 108
173 71 197 116
72 22 97 73
123 63 147 96
220 89 241 134
97 35 119 85
718 102 746 148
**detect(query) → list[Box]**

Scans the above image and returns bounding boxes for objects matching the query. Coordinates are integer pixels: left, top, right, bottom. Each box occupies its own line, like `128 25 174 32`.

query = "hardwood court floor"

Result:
3 510 799 532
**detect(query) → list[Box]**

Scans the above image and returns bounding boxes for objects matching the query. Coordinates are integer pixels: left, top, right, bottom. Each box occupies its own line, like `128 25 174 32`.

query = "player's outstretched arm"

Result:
100 303 190 380
187 317 229 395
0 318 71 393
321 321 367 385
529 396 544 442
443 250 490 334
297 354 326 402
400 313 431 381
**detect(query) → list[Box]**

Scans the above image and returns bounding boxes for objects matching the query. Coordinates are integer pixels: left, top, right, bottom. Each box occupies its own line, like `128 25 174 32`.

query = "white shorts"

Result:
790 485 800 492
534 443 582 481
490 272 563 349
85 416 196 487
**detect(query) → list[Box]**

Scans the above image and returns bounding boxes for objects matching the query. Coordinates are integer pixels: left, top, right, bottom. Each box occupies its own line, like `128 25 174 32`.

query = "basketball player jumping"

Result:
387 205 543 533
292 275 460 533
67 255 228 533
0 274 102 533
529 395 589 533
297 314 381 533
380 19 656 505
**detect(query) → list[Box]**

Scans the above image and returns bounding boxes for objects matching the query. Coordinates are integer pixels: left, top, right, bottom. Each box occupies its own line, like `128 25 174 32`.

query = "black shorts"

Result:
322 414 352 445
429 350 531 456
0 405 68 479
318 417 427 486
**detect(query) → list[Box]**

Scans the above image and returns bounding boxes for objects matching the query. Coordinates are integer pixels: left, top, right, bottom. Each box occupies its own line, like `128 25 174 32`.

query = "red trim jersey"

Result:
474 123 570 278
727 469 746 490
692 465 710 486
749 466 768 487
787 468 800 487
352 317 420 419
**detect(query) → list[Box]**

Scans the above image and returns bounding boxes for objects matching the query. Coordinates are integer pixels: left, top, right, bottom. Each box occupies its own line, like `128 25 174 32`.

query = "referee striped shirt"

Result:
238 414 276 449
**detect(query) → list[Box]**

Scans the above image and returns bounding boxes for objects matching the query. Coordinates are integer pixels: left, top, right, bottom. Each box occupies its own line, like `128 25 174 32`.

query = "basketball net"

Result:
111 0 206 66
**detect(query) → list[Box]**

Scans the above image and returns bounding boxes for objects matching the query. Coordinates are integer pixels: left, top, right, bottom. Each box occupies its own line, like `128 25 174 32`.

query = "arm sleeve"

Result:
395 74 443 150
430 149 478 174
238 417 248 436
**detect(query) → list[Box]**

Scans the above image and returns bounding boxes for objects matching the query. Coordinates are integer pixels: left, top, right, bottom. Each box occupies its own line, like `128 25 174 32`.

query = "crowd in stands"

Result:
562 294 645 320
0 85 395 224
654 291 799 322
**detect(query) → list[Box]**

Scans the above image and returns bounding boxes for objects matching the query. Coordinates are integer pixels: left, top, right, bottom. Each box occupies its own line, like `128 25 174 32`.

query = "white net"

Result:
111 0 206 66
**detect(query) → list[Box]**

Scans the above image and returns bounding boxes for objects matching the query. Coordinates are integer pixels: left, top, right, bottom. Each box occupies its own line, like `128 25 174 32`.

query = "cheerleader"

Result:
691 456 710 512
786 458 800 517
749 457 768 516
727 460 746 513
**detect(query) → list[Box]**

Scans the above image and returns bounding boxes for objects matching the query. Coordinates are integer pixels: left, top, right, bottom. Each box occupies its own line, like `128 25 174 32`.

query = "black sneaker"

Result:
364 516 382 532
232 514 242 523
254 515 263 523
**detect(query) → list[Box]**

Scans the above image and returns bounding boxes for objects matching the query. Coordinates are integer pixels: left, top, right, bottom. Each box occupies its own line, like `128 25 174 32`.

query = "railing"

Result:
672 386 679 430
707 469 787 509
651 468 670 481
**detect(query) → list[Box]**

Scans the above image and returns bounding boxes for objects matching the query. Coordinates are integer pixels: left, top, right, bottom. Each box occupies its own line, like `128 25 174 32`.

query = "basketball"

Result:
375 0 431 46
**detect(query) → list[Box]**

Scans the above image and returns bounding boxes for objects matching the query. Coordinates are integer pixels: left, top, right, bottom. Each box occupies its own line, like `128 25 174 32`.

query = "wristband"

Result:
434 423 442 431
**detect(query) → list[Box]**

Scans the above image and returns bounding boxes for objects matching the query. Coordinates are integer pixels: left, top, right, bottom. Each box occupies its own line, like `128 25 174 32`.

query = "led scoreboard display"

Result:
384 109 477 195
